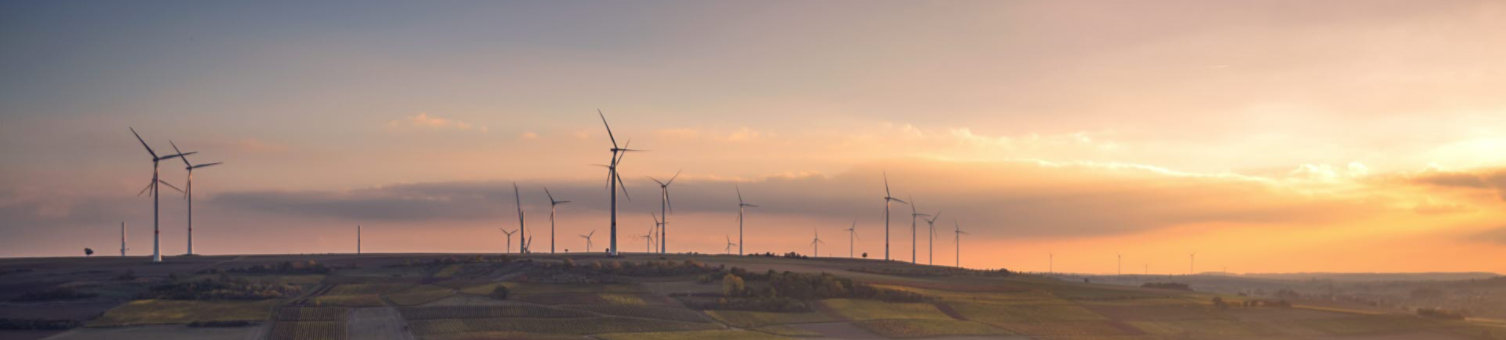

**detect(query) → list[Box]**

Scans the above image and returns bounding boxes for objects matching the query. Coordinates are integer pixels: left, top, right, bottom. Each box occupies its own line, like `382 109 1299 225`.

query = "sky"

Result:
3 0 1506 274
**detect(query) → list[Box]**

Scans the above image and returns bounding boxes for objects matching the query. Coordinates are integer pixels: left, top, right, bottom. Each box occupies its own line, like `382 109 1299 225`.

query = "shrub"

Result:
1141 282 1193 291
723 274 746 296
141 275 301 300
490 285 510 300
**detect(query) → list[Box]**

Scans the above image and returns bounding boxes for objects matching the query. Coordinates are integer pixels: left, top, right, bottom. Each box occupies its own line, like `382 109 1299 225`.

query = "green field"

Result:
89 299 280 326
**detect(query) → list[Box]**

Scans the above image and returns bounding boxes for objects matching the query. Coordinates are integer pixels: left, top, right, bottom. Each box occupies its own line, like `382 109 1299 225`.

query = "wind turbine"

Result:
953 221 967 268
1189 252 1197 275
650 170 680 254
736 185 758 256
1116 252 1122 275
129 127 193 263
881 172 907 261
845 219 858 258
119 222 128 257
924 210 942 265
581 230 596 253
357 225 361 254
544 187 571 254
639 225 654 253
598 110 638 256
1049 252 1054 274
724 236 737 255
499 228 518 253
169 141 219 256
908 196 929 264
810 227 824 258
650 212 664 251
513 182 527 254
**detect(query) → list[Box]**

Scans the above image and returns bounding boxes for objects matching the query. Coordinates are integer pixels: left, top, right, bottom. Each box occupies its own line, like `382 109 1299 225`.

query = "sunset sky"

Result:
3 1 1505 274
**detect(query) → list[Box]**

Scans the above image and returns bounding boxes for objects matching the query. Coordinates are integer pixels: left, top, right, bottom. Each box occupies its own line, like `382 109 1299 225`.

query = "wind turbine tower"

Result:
810 227 823 258
924 210 942 265
581 230 596 253
908 197 929 264
513 182 527 253
881 172 907 261
169 141 219 256
845 219 857 258
500 228 518 253
598 110 638 256
129 128 193 263
120 222 128 257
544 187 571 254
1189 252 1197 275
736 186 758 256
953 221 967 268
650 170 679 254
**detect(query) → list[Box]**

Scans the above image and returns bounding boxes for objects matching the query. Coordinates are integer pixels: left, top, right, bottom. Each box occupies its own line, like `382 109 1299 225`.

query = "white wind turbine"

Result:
650 170 680 254
724 236 737 255
650 212 664 251
953 221 967 268
845 219 858 258
581 230 597 253
169 141 219 256
640 225 655 253
736 185 758 256
598 110 638 256
513 182 528 254
881 172 907 261
129 127 193 263
908 196 930 264
357 225 361 254
544 187 571 254
924 210 942 265
499 228 518 253
810 227 824 258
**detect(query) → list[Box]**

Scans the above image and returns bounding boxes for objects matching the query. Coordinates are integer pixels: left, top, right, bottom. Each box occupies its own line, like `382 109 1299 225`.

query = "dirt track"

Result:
347 307 415 340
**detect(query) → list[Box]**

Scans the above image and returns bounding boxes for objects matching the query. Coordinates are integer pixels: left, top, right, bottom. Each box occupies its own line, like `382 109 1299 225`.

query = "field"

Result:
1 253 1503 339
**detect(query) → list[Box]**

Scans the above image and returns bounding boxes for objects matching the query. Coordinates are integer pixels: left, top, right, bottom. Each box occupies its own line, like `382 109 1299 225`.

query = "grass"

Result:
705 310 835 327
1127 319 1274 337
310 294 385 307
596 329 790 340
818 299 953 321
435 264 463 278
326 282 411 295
952 300 1107 324
408 316 719 335
569 304 709 323
400 305 589 319
423 331 584 340
754 324 823 337
268 320 346 340
89 299 279 327
387 284 456 306
1298 315 1447 335
853 319 1007 338
274 306 349 321
599 293 648 305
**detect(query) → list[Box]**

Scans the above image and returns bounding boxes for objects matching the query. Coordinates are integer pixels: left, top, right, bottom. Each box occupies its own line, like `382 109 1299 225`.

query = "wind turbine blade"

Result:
891 198 908 205
598 109 618 148
931 210 943 223
744 203 759 208
129 127 157 159
666 170 681 185
158 151 197 161
736 186 743 203
616 173 632 201
136 180 155 197
665 191 673 214
190 162 222 169
883 171 891 196
169 141 192 167
157 180 185 193
544 187 555 202
559 200 572 204
650 177 665 186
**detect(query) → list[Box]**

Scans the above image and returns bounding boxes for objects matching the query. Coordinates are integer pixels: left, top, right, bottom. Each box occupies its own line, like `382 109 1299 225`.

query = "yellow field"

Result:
705 310 835 327
818 299 953 321
89 299 280 326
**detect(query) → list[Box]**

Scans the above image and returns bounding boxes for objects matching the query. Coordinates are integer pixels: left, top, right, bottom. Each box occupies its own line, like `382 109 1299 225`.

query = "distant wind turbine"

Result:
1049 252 1054 274
1189 252 1197 275
881 172 908 261
168 141 219 256
598 110 638 256
581 230 596 253
954 221 967 268
129 127 193 263
544 187 571 254
650 170 680 254
810 227 824 258
513 182 527 254
724 235 737 255
924 210 942 265
640 225 654 253
1116 252 1122 275
908 196 929 264
845 219 858 258
499 228 518 253
357 225 361 254
736 185 758 256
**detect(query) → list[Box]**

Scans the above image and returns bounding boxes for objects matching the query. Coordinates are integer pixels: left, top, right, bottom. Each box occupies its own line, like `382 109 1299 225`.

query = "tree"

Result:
861 252 868 258
722 273 746 296
84 248 94 257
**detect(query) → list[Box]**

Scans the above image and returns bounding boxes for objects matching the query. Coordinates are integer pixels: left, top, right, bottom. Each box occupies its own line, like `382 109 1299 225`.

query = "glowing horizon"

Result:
2 1 1505 274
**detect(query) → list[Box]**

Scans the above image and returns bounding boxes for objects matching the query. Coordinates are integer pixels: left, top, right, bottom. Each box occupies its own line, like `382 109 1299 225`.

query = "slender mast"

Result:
152 161 161 263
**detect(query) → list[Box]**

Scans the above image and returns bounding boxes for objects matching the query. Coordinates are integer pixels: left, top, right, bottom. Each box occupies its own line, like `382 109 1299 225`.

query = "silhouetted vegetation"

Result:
142 274 301 300
0 318 81 330
11 287 96 302
848 265 1010 278
204 260 332 275
1141 282 1193 291
187 320 255 327
490 285 509 300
